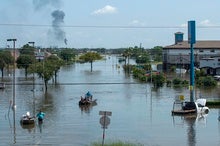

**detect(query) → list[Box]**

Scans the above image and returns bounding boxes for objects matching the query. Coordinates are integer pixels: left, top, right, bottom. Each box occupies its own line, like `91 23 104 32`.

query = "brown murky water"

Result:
0 55 219 146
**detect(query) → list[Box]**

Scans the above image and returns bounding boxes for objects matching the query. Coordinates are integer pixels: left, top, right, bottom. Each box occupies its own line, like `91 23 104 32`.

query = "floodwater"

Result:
0 55 220 146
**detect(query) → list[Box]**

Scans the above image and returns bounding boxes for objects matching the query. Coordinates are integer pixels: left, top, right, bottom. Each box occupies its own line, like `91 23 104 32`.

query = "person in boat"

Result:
36 110 45 122
23 111 31 120
85 91 93 100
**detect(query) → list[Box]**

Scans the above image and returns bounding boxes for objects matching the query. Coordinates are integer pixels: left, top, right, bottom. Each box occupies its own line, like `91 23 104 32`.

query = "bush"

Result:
90 140 144 146
196 76 217 87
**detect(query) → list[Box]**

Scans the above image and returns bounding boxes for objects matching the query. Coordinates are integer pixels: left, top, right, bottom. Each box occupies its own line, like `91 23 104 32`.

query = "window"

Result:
199 50 204 52
210 49 215 52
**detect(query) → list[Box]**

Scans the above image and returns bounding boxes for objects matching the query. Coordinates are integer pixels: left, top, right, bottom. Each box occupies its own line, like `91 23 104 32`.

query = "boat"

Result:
79 98 97 106
0 82 5 89
79 91 97 106
172 96 209 115
20 112 35 125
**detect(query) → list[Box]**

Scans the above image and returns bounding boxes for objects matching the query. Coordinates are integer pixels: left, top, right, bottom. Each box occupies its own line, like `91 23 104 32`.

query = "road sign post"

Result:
99 111 112 146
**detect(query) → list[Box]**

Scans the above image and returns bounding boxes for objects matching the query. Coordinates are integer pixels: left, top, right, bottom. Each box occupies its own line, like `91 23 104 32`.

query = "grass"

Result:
90 140 144 146
206 100 220 107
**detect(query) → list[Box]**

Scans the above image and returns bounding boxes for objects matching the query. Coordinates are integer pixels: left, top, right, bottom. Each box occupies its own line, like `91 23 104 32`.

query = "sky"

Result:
1 0 220 49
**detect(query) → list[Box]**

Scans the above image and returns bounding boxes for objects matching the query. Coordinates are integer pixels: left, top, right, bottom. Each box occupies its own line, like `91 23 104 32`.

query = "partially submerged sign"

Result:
99 111 112 146
100 116 110 129
99 111 112 116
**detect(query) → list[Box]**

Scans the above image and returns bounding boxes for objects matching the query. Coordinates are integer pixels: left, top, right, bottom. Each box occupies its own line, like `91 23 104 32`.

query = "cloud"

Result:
199 19 214 26
92 5 117 15
180 23 187 27
130 20 145 26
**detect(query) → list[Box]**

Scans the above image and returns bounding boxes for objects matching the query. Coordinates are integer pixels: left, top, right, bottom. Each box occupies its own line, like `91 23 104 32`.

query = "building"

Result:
200 57 220 75
163 32 220 73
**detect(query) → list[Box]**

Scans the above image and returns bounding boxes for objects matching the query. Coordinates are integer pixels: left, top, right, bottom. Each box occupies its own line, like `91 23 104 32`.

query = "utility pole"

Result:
7 39 17 109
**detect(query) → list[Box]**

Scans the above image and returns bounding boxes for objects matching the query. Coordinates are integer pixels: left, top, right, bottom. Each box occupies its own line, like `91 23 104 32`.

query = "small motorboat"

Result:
20 112 35 125
79 91 97 106
79 98 97 106
172 98 209 115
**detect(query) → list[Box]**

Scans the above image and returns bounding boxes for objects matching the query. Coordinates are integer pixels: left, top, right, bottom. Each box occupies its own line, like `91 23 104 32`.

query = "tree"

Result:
16 55 35 77
122 48 132 66
20 44 35 55
136 53 150 64
47 55 64 83
59 48 75 63
28 55 64 91
150 46 162 62
79 52 102 72
0 50 14 78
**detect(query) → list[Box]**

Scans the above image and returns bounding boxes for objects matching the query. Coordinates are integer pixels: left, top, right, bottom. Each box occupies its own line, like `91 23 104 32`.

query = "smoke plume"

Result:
51 10 66 42
33 0 61 10
33 0 67 45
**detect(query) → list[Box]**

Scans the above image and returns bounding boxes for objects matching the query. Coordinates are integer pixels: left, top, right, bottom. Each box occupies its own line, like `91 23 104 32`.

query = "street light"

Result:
28 41 35 47
7 39 17 109
28 41 36 90
28 41 36 116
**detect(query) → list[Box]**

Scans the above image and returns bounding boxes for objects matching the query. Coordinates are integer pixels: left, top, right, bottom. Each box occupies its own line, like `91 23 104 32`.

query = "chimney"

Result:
175 32 184 44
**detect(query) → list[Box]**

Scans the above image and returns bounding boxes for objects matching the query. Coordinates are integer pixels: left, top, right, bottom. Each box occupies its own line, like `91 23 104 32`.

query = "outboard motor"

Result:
183 102 196 110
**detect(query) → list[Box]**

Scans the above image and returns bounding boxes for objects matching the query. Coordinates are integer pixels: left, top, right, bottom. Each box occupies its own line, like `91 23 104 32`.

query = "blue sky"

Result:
1 0 220 49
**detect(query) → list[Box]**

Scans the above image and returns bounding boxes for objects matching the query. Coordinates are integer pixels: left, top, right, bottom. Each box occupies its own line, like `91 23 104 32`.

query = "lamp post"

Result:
7 39 17 109
28 41 35 88
28 41 36 116
28 41 35 48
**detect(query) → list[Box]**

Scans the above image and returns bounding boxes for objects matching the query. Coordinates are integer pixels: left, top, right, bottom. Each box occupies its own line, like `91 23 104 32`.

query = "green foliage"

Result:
46 55 64 72
28 55 64 91
17 54 35 77
0 50 14 65
146 73 165 87
196 76 217 87
0 50 14 77
20 44 35 55
172 78 182 85
195 69 206 80
132 67 147 82
59 48 75 62
79 52 102 63
170 66 176 72
172 78 189 87
136 54 150 64
149 46 163 62
79 52 102 72
90 140 143 146
16 55 34 69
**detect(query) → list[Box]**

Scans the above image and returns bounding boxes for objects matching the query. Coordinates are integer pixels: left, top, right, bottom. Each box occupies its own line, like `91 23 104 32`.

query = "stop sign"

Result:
99 116 110 129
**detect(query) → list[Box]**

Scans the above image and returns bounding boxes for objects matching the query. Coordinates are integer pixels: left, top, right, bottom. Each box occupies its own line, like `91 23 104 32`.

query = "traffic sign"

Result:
99 111 112 116
100 116 110 128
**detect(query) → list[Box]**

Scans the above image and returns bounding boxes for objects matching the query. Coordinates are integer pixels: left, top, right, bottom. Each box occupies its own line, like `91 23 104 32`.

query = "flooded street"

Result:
0 55 220 146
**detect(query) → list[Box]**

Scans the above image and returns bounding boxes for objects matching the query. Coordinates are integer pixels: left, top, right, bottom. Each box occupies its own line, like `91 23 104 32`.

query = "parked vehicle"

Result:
213 75 220 81
145 70 160 76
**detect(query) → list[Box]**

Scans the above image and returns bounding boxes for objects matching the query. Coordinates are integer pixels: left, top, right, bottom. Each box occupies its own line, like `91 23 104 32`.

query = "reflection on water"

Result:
0 55 219 145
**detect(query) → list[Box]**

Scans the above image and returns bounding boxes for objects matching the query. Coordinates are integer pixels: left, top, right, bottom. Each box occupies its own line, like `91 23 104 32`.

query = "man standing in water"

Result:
36 110 45 122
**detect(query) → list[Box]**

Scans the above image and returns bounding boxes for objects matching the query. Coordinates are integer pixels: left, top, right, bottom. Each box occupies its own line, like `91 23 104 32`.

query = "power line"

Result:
1 23 220 29
6 82 141 85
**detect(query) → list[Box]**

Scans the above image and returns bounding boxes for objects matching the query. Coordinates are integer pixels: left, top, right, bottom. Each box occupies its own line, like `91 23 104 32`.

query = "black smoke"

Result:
51 10 66 42
32 0 67 45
